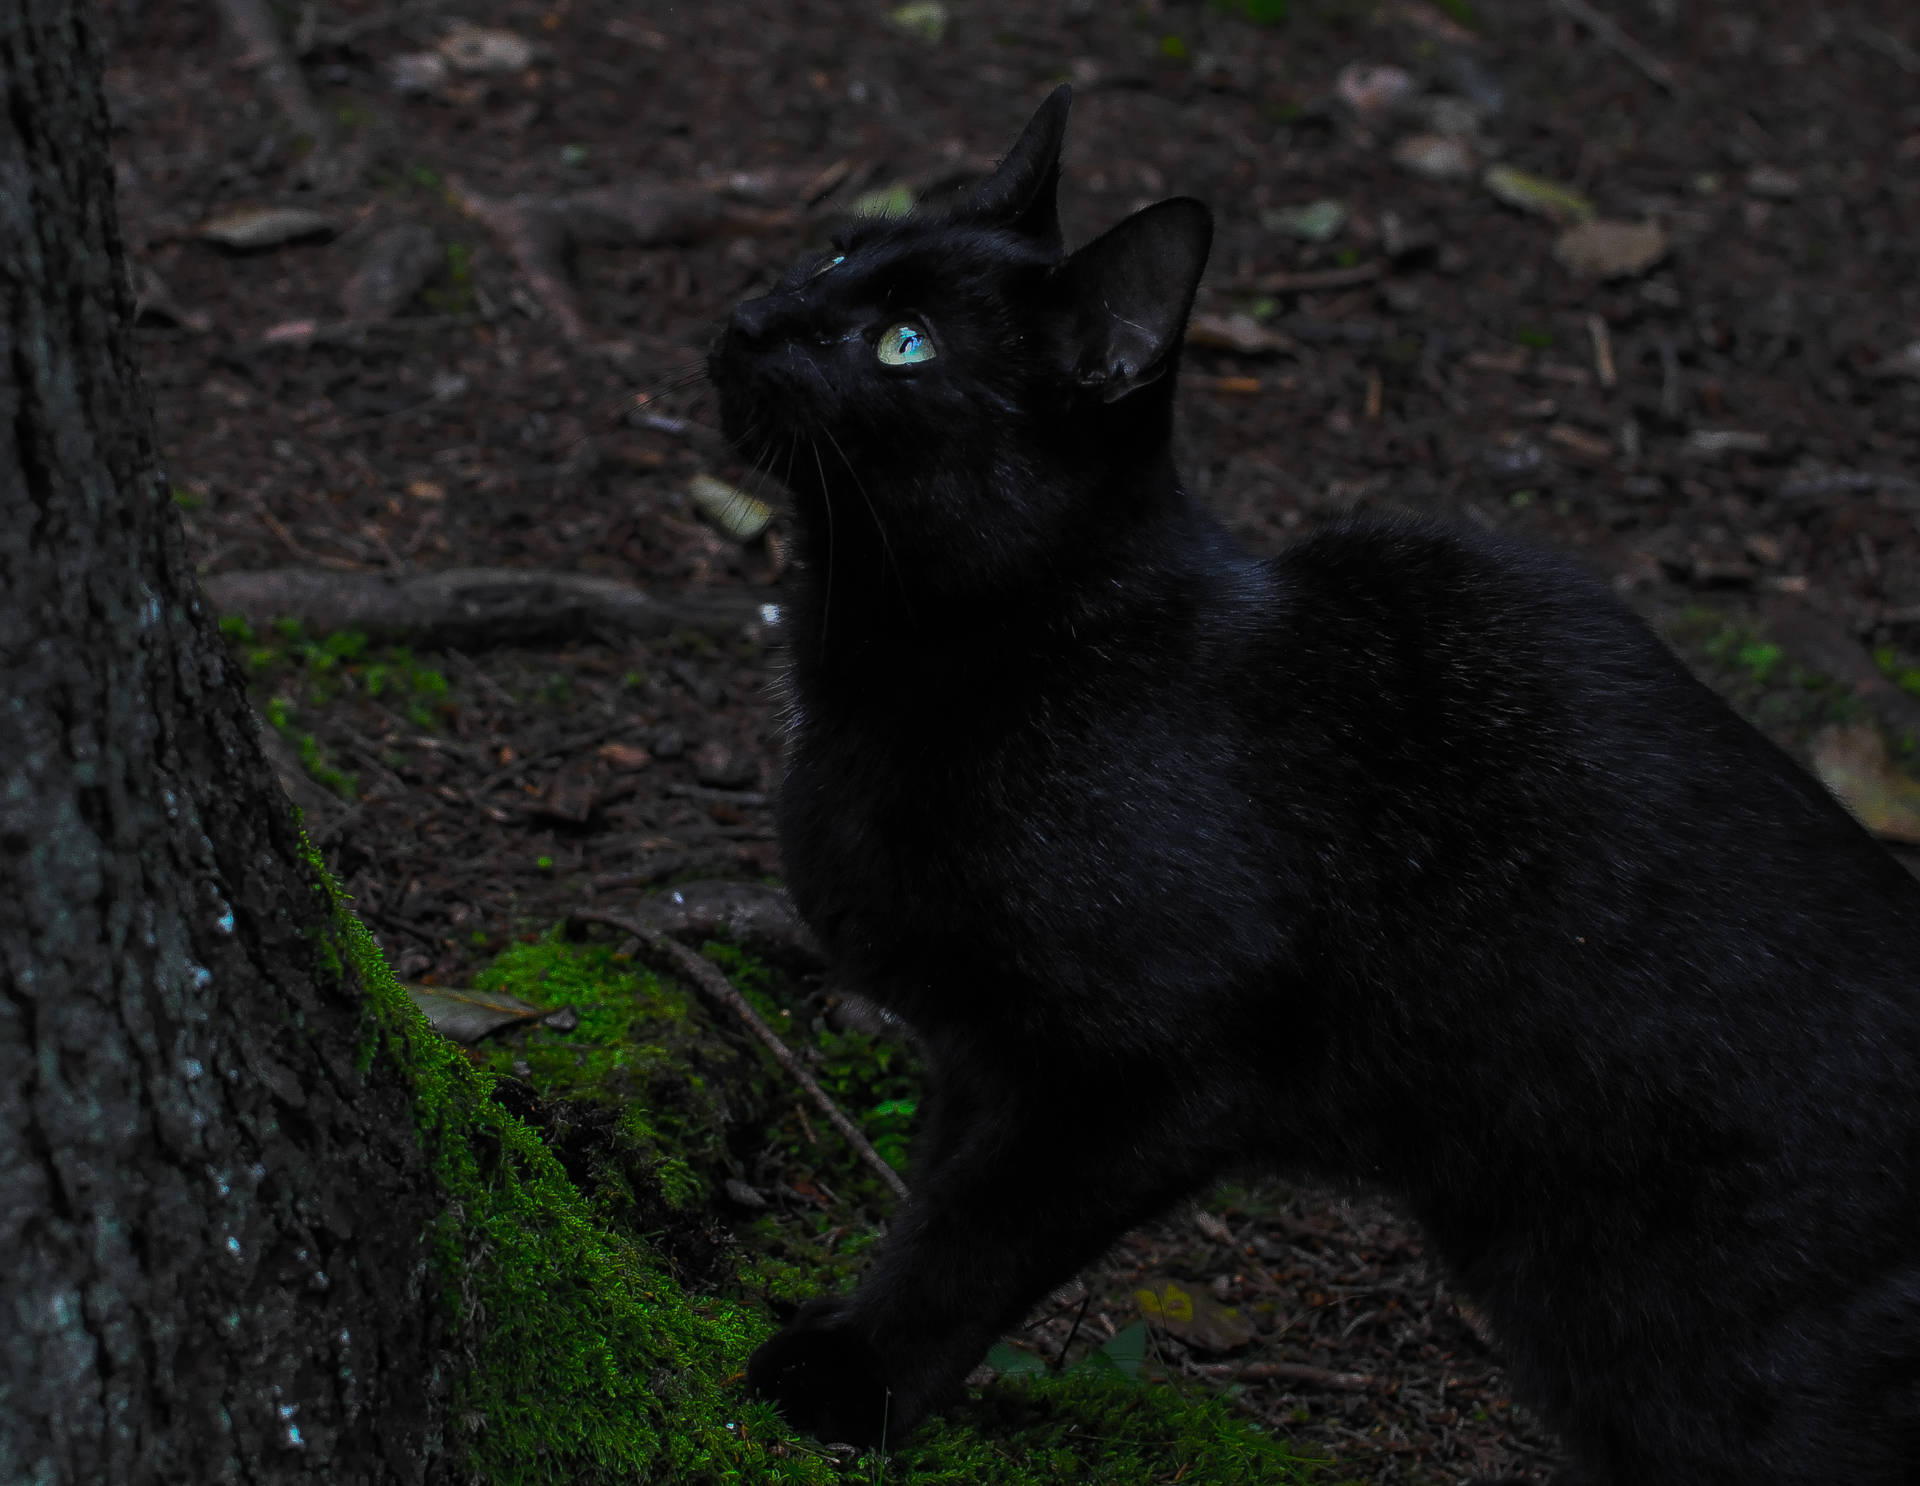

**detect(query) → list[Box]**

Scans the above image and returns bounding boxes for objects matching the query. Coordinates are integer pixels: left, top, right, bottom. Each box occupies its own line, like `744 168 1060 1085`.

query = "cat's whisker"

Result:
806 432 836 645
820 424 908 617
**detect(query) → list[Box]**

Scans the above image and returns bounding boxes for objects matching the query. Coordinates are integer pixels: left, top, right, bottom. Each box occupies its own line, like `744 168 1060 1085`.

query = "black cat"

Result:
707 86 1920 1483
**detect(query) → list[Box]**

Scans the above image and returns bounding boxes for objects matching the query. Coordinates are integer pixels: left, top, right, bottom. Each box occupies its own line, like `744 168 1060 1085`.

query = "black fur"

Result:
707 86 1920 1482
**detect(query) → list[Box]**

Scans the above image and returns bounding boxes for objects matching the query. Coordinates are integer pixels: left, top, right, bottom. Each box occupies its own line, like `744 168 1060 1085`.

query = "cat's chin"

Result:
746 1298 896 1446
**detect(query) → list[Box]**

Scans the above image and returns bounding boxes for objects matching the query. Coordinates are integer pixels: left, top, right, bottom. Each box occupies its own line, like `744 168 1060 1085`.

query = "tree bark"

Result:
0 5 445 1481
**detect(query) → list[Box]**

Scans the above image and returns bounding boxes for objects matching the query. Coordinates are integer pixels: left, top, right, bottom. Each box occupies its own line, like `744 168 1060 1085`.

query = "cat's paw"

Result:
746 1300 894 1445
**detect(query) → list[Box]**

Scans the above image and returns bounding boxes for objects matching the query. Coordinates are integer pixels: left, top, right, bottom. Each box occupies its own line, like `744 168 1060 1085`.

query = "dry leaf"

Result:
407 985 550 1043
1186 313 1297 357
597 741 653 771
1812 726 1920 844
1134 1278 1258 1352
1553 219 1667 280
198 206 334 250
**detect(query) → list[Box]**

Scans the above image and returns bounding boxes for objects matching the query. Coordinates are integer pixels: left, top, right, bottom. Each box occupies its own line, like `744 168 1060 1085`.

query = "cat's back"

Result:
1249 511 1913 925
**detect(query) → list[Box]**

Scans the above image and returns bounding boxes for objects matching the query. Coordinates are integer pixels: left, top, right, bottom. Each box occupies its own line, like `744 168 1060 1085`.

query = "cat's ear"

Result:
960 85 1071 251
1056 197 1213 403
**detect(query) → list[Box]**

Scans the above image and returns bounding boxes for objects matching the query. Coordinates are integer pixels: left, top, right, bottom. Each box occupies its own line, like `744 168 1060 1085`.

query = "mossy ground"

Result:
320 855 1320 1485
1661 606 1872 755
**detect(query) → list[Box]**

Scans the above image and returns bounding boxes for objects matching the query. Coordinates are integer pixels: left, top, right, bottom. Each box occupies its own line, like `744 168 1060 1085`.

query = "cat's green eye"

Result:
810 254 845 279
877 322 936 367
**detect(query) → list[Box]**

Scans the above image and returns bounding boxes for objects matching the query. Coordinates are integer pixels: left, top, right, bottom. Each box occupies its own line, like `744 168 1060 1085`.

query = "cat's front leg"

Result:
747 1068 1205 1444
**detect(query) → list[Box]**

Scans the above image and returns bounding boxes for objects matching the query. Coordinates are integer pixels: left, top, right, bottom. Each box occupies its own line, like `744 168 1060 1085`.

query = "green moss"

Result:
896 1375 1321 1483
319 885 825 1483
1665 609 1865 753
300 872 1317 1484
1873 645 1920 699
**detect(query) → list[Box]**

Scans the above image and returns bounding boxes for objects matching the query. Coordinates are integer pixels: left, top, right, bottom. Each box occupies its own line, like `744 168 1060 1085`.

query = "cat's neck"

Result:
779 457 1241 693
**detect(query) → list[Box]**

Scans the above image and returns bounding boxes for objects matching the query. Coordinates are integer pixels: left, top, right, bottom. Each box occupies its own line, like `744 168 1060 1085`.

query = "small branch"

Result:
244 490 369 572
1231 1360 1383 1391
201 566 764 648
1551 0 1677 94
571 908 910 1201
1851 21 1920 76
212 0 355 188
1245 260 1386 295
449 176 796 343
1586 312 1617 389
304 0 449 54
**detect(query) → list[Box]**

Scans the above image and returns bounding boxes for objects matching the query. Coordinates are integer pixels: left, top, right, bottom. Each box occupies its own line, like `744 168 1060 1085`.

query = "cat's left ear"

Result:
959 85 1071 252
1056 197 1213 403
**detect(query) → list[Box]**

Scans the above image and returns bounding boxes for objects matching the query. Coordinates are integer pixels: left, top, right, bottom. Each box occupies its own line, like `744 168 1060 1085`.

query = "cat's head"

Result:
707 87 1213 600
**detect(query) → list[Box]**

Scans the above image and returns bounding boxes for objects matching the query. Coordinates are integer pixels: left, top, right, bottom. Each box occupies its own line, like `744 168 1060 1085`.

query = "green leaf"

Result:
986 1341 1046 1377
1099 1320 1148 1378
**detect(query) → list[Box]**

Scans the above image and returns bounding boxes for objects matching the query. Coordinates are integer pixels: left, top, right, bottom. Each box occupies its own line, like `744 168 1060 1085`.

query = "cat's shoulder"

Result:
1258 510 1632 645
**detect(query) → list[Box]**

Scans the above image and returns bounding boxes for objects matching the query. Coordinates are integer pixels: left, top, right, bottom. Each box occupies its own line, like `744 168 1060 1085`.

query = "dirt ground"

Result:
102 0 1920 1479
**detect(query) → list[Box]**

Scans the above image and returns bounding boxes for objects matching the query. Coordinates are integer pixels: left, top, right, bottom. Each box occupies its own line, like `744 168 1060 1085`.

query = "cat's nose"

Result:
727 294 783 347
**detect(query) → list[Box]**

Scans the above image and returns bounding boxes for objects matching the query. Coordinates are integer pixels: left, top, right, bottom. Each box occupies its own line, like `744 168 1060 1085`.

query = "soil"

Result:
99 0 1920 1480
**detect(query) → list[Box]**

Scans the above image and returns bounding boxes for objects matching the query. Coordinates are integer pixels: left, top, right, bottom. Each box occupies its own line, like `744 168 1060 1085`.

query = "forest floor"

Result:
106 0 1920 1480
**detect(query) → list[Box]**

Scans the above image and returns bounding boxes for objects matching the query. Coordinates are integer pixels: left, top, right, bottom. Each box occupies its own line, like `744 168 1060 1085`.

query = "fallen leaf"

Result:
1186 312 1298 356
1335 62 1415 119
1682 430 1770 460
1872 342 1920 381
1135 1279 1258 1352
1812 726 1920 844
1261 199 1348 243
386 51 448 94
1465 347 1529 374
438 25 534 74
1553 219 1667 280
198 205 334 250
693 739 757 789
407 984 559 1043
1483 166 1594 224
690 473 774 541
1188 374 1266 395
889 2 948 42
1746 164 1802 199
260 319 320 345
1547 423 1615 462
536 763 598 824
597 741 653 771
1391 133 1474 181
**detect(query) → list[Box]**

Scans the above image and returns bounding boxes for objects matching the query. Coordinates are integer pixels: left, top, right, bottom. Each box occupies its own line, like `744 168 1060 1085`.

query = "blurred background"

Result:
96 1 1920 1478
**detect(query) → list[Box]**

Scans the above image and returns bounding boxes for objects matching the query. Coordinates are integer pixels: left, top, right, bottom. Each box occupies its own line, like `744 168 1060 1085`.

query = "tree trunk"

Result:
0 5 446 1481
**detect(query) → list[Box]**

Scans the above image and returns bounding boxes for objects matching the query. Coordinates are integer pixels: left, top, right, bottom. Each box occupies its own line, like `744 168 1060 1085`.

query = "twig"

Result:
245 489 370 572
201 566 762 649
242 312 491 355
1234 1359 1383 1391
1852 21 1920 75
449 175 795 343
1247 260 1386 294
304 0 448 54
1586 313 1617 389
571 908 911 1201
211 0 352 188
1550 0 1677 94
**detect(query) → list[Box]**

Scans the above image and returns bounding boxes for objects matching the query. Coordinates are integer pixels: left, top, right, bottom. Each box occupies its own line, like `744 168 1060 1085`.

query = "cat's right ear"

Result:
1056 197 1213 404
959 85 1071 253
